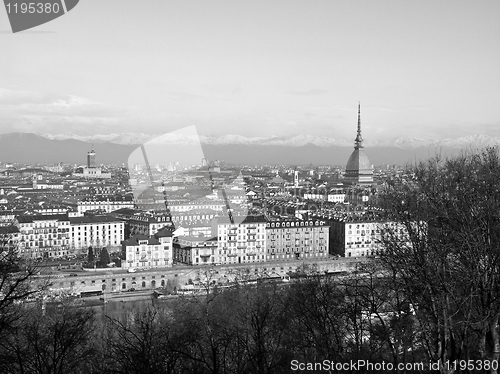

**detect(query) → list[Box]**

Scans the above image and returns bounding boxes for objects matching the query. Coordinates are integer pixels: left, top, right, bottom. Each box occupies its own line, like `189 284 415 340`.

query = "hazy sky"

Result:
0 0 499 141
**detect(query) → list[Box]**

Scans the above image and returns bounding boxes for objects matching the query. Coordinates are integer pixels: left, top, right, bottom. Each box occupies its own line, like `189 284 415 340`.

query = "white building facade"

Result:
69 216 125 251
173 236 218 265
266 219 329 261
121 230 173 269
76 200 135 215
213 215 267 265
14 214 71 259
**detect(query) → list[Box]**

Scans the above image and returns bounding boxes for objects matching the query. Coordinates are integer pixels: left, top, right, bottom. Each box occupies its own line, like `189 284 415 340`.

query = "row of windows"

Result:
269 252 328 258
347 243 375 248
220 235 265 240
172 215 214 221
222 242 264 248
72 239 120 243
20 234 68 239
127 246 169 252
269 234 326 239
20 241 68 247
267 221 325 228
72 235 120 240
127 255 170 260
18 248 68 253
348 224 370 229
227 227 257 231
347 229 379 235
72 232 121 236
347 223 401 230
20 222 70 228
20 228 69 234
269 239 325 245
72 225 121 230
347 250 375 257
268 247 326 252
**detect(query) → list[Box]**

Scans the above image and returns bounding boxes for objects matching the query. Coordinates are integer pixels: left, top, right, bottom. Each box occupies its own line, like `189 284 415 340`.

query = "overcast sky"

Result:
0 0 499 141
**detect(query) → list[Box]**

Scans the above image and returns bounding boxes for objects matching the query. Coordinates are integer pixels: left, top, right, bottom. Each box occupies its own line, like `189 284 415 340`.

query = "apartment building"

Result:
212 215 267 265
14 214 71 259
265 219 329 261
328 217 389 257
169 200 226 213
121 228 173 269
128 212 173 237
69 215 124 251
110 208 173 237
173 236 218 265
74 199 135 214
172 220 212 238
171 208 217 223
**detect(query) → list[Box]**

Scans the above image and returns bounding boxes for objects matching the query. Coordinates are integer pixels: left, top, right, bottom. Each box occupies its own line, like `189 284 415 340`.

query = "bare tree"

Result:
285 274 349 363
0 224 51 341
344 261 423 372
1 304 96 374
377 147 500 374
235 283 290 374
102 306 189 374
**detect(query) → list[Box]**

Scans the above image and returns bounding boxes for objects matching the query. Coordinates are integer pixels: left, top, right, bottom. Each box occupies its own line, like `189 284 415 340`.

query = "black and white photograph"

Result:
0 1 499 373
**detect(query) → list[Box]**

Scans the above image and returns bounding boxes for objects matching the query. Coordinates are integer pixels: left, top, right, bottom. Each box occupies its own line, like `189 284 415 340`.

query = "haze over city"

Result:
0 0 499 142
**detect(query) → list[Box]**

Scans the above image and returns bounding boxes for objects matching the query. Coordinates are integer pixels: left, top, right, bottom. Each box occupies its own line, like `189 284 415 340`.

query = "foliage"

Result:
0 304 96 374
99 247 111 267
377 146 500 373
87 246 94 264
0 248 50 341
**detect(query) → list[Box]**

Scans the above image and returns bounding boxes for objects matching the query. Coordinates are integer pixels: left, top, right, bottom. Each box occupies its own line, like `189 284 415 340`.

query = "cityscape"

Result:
3 106 499 373
1 104 394 291
1 1 500 373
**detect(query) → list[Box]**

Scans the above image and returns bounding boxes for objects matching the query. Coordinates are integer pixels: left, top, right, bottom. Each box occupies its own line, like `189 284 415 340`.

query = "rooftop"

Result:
154 227 174 238
216 215 267 224
69 216 123 224
17 214 69 223
122 234 160 246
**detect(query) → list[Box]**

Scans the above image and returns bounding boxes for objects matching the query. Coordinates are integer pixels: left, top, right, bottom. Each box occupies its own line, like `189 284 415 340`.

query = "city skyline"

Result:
0 1 499 141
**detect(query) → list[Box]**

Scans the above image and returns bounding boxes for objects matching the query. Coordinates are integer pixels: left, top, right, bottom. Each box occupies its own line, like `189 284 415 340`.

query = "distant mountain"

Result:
0 132 497 166
40 132 154 145
0 133 134 165
39 132 500 149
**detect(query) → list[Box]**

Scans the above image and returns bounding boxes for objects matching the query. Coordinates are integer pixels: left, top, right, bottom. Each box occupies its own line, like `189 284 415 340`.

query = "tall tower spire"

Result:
354 102 363 149
344 102 373 186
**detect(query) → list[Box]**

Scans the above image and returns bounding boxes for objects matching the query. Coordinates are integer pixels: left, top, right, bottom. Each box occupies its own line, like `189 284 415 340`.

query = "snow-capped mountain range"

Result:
39 133 500 149
0 132 496 165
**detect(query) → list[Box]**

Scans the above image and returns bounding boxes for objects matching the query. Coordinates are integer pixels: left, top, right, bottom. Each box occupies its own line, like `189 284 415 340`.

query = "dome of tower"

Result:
345 149 372 172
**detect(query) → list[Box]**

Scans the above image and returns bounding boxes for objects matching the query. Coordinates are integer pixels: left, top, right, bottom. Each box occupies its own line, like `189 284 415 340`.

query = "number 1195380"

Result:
5 2 61 14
